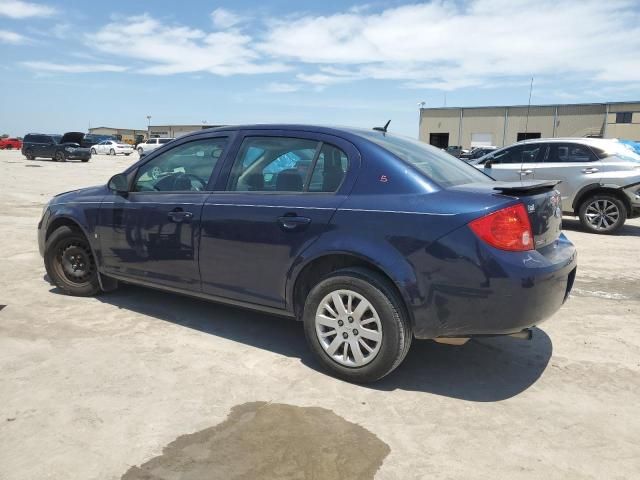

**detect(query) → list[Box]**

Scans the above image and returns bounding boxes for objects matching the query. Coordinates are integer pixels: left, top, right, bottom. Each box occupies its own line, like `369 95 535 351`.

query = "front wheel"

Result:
110 148 116 156
44 226 100 296
137 147 143 155
578 194 627 234
90 148 97 154
303 267 412 383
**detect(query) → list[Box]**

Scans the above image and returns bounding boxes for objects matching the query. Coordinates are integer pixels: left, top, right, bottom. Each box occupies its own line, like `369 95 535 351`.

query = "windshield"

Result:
352 130 492 187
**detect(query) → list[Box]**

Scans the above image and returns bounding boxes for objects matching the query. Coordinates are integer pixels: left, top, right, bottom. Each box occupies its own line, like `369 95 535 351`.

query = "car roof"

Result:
514 137 623 147
180 124 403 145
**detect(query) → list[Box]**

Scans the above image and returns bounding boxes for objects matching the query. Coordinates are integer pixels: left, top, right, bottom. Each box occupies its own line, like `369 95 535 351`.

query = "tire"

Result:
110 148 116 156
81 159 90 162
44 225 100 296
137 147 143 155
578 194 627 234
54 151 66 162
303 267 412 383
25 149 35 160
125 153 131 156
90 148 97 154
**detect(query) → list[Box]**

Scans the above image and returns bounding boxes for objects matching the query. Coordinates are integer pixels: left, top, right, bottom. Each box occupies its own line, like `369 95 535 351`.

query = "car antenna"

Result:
373 120 391 133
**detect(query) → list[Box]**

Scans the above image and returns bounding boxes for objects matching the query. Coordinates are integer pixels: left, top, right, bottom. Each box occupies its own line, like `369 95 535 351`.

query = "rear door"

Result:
480 143 545 181
533 142 602 208
199 130 358 309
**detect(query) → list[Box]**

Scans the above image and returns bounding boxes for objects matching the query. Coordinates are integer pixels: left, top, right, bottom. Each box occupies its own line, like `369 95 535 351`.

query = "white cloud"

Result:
87 15 287 76
211 8 241 29
0 28 28 43
0 0 55 18
265 82 301 93
259 0 640 90
21 61 128 73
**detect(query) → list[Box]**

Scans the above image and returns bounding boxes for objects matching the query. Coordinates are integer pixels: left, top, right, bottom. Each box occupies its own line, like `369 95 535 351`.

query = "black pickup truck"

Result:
22 132 92 162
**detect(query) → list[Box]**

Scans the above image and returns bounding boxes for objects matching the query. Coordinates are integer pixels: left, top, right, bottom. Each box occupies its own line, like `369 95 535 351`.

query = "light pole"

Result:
146 115 151 138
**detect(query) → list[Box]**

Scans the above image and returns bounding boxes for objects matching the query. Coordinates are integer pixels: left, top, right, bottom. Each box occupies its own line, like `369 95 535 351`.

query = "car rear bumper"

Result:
410 229 577 339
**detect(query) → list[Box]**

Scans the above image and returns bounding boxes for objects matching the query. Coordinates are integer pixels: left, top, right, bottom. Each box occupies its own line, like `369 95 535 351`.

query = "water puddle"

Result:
122 402 389 480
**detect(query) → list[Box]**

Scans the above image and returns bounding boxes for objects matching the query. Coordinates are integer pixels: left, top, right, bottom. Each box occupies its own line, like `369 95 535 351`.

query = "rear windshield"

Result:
352 130 492 187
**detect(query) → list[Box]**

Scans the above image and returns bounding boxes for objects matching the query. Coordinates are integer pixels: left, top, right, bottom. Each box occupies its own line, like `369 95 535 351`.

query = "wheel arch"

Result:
572 184 631 215
289 251 415 328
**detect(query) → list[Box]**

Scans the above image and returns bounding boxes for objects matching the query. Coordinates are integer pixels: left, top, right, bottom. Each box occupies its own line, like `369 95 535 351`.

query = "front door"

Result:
482 143 546 181
199 132 356 309
97 136 230 291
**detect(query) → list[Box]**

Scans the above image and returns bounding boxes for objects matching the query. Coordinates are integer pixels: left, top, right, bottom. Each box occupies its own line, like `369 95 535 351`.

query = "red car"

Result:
0 138 22 150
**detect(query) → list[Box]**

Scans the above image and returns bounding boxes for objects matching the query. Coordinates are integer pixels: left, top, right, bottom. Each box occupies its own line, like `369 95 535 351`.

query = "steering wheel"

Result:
174 173 207 191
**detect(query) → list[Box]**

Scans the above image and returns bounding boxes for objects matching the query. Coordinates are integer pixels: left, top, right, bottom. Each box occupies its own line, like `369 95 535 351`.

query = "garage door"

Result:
471 133 493 147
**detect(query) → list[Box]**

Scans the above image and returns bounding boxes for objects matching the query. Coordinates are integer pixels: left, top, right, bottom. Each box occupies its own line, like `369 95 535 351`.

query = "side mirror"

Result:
108 173 129 194
484 159 492 168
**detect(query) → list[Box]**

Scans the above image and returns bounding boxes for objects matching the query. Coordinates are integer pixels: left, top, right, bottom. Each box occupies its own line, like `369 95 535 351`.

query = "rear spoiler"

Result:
492 180 560 195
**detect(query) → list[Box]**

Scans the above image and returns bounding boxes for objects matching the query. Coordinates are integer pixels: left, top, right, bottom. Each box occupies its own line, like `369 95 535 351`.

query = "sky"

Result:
1 0 639 138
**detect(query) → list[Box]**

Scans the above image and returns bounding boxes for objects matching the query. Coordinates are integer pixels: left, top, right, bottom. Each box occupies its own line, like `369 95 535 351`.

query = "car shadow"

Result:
46 282 553 402
562 217 640 237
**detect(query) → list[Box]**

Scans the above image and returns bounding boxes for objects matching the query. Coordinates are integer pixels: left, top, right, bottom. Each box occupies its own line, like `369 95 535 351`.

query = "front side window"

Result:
228 137 319 192
546 143 596 163
490 144 543 164
133 138 227 192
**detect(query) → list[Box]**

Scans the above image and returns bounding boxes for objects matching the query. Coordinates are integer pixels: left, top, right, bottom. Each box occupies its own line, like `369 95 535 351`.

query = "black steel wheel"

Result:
44 226 100 296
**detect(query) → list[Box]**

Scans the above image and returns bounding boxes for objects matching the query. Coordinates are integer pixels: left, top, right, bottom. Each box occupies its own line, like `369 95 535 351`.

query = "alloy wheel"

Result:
584 199 620 231
314 289 383 367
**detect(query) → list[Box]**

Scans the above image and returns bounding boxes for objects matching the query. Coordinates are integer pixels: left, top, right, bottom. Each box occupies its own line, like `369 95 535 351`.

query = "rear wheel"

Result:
303 267 412 382
44 226 100 296
578 194 626 234
54 151 65 162
25 149 35 160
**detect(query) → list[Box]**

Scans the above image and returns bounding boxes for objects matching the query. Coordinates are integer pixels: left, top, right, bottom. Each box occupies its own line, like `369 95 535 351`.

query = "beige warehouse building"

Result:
419 101 640 149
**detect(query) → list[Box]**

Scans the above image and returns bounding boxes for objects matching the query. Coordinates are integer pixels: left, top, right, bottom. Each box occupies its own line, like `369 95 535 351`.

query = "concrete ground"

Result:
0 148 639 479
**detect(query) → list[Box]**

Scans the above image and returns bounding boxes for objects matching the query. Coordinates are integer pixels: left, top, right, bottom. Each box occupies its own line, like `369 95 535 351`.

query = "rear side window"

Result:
308 143 348 192
353 130 491 187
228 137 319 192
545 143 597 163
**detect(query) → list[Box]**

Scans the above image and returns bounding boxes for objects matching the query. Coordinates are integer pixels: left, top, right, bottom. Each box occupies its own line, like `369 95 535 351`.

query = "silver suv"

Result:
473 138 640 233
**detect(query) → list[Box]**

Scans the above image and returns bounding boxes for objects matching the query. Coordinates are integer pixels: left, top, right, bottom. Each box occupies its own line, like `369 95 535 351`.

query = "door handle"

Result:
168 208 193 223
581 168 599 174
277 215 311 231
519 170 533 176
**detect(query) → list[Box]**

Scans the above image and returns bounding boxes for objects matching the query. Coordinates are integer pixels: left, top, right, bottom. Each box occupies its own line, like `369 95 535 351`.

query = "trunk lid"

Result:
452 180 563 249
60 131 85 145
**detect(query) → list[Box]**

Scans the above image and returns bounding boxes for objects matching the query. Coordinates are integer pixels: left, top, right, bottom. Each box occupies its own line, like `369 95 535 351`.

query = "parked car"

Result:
460 146 498 161
91 140 133 156
473 138 640 234
38 125 576 382
0 137 22 150
445 145 468 158
81 134 116 148
137 137 174 155
22 132 91 162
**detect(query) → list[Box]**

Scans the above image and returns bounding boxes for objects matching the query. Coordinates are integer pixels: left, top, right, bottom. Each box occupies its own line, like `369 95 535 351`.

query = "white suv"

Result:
137 137 174 155
473 138 640 234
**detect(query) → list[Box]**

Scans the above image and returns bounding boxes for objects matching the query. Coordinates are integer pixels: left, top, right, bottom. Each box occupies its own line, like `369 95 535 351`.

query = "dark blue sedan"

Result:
38 125 577 382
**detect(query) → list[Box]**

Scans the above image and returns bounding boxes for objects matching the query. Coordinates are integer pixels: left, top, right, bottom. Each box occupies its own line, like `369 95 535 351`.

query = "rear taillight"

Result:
469 203 533 251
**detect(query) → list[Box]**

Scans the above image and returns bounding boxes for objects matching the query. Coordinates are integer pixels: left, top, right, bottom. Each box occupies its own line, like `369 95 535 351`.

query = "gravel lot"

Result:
1 148 639 479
